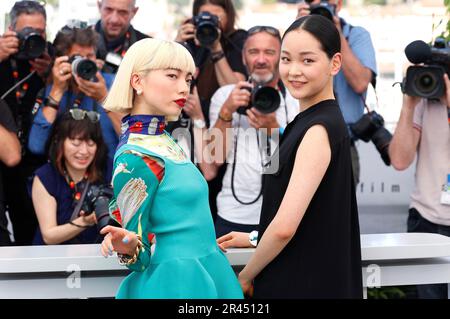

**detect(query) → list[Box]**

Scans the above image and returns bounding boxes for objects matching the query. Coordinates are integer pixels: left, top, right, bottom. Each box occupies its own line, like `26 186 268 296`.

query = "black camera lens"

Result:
252 86 281 114
194 12 220 47
16 27 46 60
415 71 437 94
80 184 114 231
403 65 445 99
309 2 336 21
237 85 280 115
350 112 377 142
70 56 98 81
371 127 392 166
350 111 392 166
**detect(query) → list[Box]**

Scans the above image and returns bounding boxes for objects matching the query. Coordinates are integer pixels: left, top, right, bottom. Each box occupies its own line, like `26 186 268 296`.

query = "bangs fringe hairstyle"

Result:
103 38 196 114
48 112 107 183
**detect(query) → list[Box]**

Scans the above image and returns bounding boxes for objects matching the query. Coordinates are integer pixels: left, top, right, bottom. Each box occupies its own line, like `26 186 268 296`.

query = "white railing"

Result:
1 233 450 299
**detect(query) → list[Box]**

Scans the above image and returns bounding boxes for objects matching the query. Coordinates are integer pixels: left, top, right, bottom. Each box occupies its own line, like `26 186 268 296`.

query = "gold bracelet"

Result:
118 234 143 266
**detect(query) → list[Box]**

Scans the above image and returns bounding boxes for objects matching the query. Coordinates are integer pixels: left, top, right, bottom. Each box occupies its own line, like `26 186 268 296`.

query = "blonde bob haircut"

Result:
103 38 196 114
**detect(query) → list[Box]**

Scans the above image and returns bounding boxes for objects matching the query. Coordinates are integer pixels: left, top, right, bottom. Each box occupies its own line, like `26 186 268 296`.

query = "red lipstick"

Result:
175 99 186 108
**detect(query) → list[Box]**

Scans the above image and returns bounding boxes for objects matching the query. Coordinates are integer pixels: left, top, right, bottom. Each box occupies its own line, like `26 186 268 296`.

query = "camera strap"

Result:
6 58 36 153
9 59 30 105
69 177 91 221
230 115 264 205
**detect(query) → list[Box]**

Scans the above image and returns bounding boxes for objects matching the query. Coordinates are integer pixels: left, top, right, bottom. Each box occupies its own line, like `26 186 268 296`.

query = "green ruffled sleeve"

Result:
109 152 161 272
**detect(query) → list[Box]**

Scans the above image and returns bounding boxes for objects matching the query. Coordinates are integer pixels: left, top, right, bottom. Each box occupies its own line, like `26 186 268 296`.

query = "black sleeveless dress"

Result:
253 99 362 299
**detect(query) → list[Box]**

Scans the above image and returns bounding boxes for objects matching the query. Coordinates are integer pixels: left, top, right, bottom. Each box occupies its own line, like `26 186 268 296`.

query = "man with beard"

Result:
207 26 299 237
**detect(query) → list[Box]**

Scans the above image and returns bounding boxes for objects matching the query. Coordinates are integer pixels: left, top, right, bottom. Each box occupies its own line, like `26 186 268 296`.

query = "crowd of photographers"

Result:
0 0 448 298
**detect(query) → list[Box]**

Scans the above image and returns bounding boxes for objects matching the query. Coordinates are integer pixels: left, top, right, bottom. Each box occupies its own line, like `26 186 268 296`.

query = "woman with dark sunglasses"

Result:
30 112 108 245
28 25 121 176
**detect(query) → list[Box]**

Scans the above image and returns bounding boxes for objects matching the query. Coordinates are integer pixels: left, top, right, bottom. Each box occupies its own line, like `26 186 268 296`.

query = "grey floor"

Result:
359 205 408 234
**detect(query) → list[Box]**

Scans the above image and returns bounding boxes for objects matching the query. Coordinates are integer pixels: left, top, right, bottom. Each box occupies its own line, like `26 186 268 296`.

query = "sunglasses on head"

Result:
69 108 100 123
247 26 281 39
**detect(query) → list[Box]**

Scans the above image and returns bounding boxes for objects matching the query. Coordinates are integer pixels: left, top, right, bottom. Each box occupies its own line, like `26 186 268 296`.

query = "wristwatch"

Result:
248 230 258 248
193 118 206 129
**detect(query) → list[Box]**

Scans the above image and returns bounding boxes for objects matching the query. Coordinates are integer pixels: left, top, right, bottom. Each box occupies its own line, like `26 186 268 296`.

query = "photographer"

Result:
94 0 149 74
30 112 109 245
389 72 450 299
0 100 21 246
175 0 247 105
28 25 120 179
209 26 299 237
0 0 53 245
297 0 377 184
174 0 248 220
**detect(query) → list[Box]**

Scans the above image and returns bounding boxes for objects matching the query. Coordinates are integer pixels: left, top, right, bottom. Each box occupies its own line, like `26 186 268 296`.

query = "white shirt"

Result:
209 84 299 225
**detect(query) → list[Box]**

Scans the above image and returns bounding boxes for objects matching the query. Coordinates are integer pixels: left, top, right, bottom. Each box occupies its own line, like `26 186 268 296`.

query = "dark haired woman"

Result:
237 15 362 298
31 112 108 245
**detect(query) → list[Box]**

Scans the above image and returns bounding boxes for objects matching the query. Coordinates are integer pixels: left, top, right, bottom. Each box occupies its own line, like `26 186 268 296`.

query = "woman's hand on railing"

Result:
216 231 252 252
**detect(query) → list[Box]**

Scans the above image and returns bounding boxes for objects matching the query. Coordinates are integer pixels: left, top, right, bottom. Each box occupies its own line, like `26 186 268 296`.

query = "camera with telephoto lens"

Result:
193 11 220 47
350 111 392 166
15 27 46 60
80 184 114 231
308 0 336 21
69 55 98 81
402 38 450 100
237 80 281 116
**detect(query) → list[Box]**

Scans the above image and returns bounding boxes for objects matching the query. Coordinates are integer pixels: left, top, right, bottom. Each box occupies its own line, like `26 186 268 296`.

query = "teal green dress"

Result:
109 114 243 299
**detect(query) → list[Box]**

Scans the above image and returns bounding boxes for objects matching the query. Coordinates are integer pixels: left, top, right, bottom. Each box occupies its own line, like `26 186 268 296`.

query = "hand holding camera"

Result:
0 31 19 61
51 56 72 95
176 18 196 43
75 71 108 102
222 81 253 116
71 184 114 230
29 51 52 79
246 107 278 131
77 209 97 227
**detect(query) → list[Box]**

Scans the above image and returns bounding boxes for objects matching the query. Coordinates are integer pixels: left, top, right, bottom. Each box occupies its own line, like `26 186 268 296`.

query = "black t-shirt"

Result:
0 99 18 244
254 99 363 298
0 57 45 151
0 99 18 133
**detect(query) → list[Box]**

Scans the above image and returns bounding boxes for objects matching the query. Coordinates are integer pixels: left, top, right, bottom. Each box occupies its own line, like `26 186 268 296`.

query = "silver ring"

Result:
59 69 65 75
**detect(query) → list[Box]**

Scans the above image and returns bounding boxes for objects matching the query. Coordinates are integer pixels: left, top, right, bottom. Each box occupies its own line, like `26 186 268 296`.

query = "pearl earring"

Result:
136 89 142 96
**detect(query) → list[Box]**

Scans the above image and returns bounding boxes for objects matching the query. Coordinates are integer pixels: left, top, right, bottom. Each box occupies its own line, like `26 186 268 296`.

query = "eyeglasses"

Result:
247 26 281 40
69 109 100 123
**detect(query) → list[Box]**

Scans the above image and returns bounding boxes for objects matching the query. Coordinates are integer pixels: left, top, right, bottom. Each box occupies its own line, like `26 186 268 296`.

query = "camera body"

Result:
69 55 98 81
402 38 450 99
80 184 114 231
104 52 123 74
193 11 220 47
15 27 46 60
309 1 336 21
237 83 281 116
350 111 392 166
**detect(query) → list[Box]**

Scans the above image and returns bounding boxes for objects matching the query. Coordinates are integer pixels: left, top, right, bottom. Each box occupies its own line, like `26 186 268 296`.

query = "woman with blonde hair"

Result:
99 38 243 299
